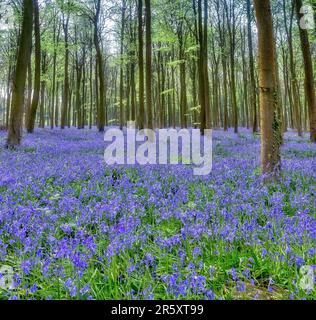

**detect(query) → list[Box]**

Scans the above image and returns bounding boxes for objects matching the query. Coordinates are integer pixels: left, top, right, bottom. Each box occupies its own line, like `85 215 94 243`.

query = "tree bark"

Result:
26 0 41 133
254 0 281 177
94 1 106 131
294 0 316 142
6 0 34 148
61 10 69 129
138 0 145 129
247 0 258 133
145 0 153 129
119 0 126 129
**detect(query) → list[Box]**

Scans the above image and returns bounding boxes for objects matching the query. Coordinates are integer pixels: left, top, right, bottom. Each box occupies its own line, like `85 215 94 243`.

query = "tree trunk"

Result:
145 0 153 129
197 0 209 134
294 0 316 142
6 0 33 148
5 64 12 129
61 11 69 129
247 0 258 133
283 0 302 137
94 0 106 132
120 0 126 129
26 0 41 133
254 0 281 177
138 0 145 129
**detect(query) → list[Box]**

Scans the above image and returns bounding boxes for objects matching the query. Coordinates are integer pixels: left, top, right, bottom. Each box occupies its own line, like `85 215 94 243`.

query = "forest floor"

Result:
0 128 315 300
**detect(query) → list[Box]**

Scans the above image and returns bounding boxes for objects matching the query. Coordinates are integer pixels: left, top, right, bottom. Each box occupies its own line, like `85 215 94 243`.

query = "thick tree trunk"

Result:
6 0 33 148
254 0 281 177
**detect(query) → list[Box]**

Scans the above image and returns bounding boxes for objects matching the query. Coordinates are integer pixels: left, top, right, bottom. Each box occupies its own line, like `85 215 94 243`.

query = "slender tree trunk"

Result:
178 32 188 129
294 0 316 142
5 64 12 129
39 53 46 128
26 0 41 133
61 11 69 129
198 0 211 134
145 0 153 129
94 0 106 132
203 0 211 129
26 59 32 127
89 39 93 129
138 0 145 129
224 0 238 133
75 55 83 130
120 0 126 129
283 1 302 137
247 0 258 133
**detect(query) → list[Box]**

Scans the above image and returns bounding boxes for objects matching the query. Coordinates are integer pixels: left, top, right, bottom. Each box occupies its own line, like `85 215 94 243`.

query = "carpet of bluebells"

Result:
0 128 315 300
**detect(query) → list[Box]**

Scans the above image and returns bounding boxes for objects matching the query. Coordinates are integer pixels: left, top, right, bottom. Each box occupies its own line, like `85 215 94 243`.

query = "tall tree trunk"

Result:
5 64 12 129
294 0 316 143
39 53 46 128
203 0 211 129
178 32 188 129
138 0 145 129
61 11 69 129
145 0 153 129
197 0 211 133
283 0 302 137
26 0 40 133
94 0 106 132
254 0 281 177
89 41 93 129
50 18 60 129
75 55 83 130
224 0 238 133
26 59 32 127
247 0 258 133
120 0 126 129
6 0 33 148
